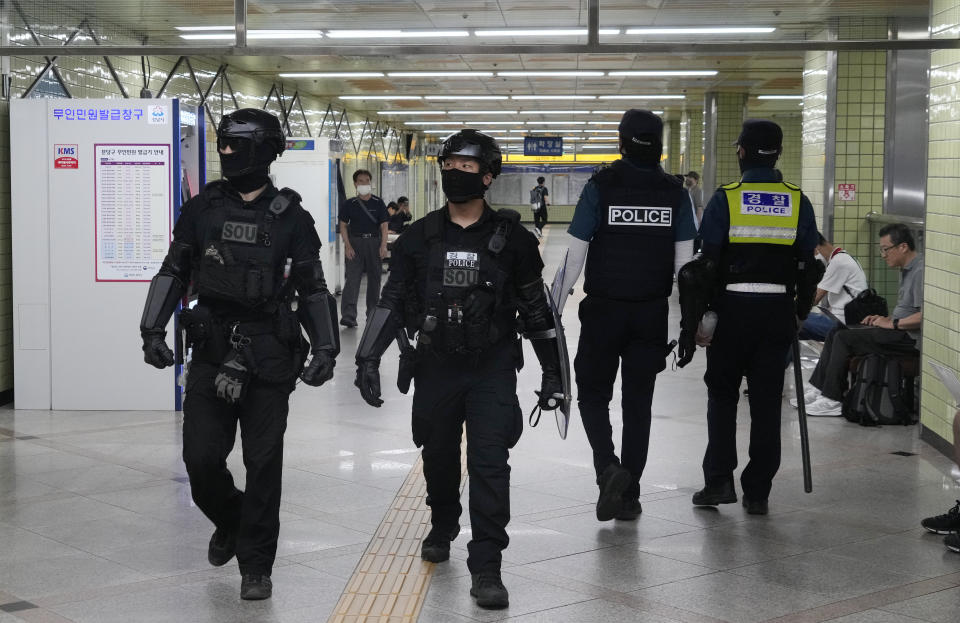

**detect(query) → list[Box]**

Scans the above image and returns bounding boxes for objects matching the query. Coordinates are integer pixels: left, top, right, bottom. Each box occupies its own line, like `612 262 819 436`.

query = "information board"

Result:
524 136 563 157
94 144 171 281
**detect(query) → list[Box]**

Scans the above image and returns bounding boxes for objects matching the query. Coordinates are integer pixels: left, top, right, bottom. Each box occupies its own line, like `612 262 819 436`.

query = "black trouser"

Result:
533 207 548 230
342 235 382 324
574 295 668 499
182 362 293 576
808 326 917 401
702 292 794 501
411 343 523 574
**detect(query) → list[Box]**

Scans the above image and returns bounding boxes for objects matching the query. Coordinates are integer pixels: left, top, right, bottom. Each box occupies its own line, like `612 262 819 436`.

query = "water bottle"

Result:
697 311 718 341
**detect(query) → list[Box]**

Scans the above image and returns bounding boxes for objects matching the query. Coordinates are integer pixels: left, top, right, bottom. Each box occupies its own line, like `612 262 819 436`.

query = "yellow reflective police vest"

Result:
724 181 801 245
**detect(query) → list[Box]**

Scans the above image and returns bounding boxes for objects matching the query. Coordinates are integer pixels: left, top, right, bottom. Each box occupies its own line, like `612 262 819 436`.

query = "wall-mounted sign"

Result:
54 144 78 169
838 183 856 201
524 136 563 157
286 139 315 151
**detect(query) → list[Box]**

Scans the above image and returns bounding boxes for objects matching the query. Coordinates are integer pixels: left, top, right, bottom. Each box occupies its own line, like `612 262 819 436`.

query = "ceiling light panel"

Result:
525 121 588 125
338 96 422 100
279 72 385 78
597 95 685 100
757 95 804 99
511 95 597 100
389 71 494 77
519 110 592 115
624 27 775 35
497 71 605 77
424 95 508 100
444 110 518 115
376 111 447 115
327 30 469 38
608 70 718 76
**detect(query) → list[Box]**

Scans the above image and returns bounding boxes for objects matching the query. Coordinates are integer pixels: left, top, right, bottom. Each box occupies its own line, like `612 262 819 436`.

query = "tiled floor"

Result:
0 224 958 622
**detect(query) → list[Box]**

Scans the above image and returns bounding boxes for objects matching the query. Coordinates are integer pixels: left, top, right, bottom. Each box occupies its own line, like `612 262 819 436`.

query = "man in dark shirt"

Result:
388 195 412 233
339 169 389 327
531 176 549 238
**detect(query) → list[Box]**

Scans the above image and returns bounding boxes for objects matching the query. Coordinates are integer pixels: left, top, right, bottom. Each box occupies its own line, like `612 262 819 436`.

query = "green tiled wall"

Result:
802 48 829 226
715 93 747 186
776 114 803 186
665 119 682 175
921 0 960 445
683 108 705 178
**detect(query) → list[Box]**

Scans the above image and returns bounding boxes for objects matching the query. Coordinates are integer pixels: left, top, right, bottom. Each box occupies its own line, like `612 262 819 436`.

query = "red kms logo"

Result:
54 144 78 169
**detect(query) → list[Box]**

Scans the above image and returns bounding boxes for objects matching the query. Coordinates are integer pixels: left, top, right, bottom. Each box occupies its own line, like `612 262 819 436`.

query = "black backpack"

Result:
843 287 888 326
842 354 914 426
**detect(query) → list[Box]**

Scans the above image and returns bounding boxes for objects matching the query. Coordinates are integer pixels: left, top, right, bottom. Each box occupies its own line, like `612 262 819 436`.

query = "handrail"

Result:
864 211 925 228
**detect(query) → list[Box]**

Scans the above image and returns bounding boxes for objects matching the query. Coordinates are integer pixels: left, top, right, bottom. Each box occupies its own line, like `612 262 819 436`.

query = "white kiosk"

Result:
10 98 203 410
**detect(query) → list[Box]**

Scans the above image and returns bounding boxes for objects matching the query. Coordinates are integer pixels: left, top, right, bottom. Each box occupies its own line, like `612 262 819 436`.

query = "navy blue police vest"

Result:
583 160 684 302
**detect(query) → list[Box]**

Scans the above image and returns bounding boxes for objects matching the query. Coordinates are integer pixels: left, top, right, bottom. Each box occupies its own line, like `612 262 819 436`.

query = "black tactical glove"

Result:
355 359 383 407
536 368 565 411
677 328 696 368
141 330 175 369
301 349 336 387
214 351 250 404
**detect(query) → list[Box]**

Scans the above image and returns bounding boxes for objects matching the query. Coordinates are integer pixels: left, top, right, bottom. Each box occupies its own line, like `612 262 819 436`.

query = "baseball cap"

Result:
618 109 663 146
734 119 782 156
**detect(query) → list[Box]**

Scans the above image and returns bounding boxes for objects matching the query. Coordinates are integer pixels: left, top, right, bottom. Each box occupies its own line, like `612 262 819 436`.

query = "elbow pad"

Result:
140 273 185 333
160 241 193 284
298 290 340 355
292 259 329 295
517 279 556 336
356 306 399 363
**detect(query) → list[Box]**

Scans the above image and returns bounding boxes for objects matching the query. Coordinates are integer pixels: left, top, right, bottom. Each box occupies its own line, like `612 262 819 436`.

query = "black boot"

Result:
596 463 631 521
240 574 272 600
692 480 737 506
420 525 460 563
742 496 769 515
470 570 509 609
616 498 643 520
207 527 237 567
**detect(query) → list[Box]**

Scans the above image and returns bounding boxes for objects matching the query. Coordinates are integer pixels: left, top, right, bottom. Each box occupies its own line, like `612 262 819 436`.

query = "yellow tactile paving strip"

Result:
328 440 468 623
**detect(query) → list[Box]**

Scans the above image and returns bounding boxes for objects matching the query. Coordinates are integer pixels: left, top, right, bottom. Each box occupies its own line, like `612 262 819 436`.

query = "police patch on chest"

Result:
221 221 259 244
443 251 479 288
607 206 672 227
739 191 792 216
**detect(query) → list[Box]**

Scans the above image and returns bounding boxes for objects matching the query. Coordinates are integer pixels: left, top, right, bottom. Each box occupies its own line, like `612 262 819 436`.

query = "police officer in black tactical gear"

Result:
552 109 697 522
352 129 563 610
139 108 339 601
678 119 818 516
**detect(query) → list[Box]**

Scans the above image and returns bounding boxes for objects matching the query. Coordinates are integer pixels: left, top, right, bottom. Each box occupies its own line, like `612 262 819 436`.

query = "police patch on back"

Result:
443 251 479 287
740 191 792 216
607 205 672 227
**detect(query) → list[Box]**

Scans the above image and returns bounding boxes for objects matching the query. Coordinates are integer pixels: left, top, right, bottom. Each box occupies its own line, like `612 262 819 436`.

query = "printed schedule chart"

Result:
94 144 171 281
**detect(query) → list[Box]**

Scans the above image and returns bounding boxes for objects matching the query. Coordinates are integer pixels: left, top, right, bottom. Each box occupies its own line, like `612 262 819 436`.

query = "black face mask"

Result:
218 138 276 177
226 169 270 194
441 168 487 203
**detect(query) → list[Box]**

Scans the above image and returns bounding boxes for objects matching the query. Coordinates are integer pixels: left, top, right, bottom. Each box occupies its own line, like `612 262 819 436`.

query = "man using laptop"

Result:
803 223 923 416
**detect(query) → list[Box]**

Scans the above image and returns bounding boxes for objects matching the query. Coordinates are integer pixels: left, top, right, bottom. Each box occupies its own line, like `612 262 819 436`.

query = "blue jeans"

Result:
786 313 840 367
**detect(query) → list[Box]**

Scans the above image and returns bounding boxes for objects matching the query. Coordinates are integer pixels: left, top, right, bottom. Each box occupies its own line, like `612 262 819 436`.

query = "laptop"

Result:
817 306 868 329
930 361 960 407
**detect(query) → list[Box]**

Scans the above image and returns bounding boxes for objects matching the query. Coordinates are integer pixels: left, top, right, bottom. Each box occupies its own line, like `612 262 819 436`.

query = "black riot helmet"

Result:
217 109 285 177
438 129 502 178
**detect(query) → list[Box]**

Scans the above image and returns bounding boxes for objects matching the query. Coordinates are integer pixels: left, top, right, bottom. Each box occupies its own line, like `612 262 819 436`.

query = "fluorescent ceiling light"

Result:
511 95 597 100
497 71 605 77
376 111 446 115
587 121 620 125
424 130 457 134
445 110 518 115
608 70 718 76
404 121 463 125
390 71 494 77
327 30 469 38
519 110 592 115
588 135 621 140
476 29 612 37
338 95 422 100
592 110 664 115
180 30 323 40
757 95 804 100
624 27 775 35
180 34 235 40
513 129 583 133
279 72 385 78
424 95 507 100
458 121 522 125
525 121 588 125
175 26 232 31
597 94 685 100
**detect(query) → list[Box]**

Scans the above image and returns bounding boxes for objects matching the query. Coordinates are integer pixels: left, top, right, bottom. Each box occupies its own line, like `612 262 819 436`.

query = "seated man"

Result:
804 223 923 416
802 232 868 341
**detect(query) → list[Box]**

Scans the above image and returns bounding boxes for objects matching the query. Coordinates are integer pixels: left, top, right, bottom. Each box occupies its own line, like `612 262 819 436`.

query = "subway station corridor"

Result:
0 226 955 623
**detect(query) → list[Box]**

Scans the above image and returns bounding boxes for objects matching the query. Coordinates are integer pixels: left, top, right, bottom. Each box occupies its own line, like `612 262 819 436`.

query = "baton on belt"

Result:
792 334 813 493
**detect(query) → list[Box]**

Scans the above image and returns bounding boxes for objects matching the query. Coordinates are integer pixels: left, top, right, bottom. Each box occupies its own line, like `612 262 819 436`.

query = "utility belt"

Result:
725 283 787 294
350 233 379 240
415 302 514 357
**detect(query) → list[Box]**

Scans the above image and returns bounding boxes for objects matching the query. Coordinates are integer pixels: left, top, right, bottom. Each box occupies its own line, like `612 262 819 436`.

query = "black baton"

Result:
792 334 813 493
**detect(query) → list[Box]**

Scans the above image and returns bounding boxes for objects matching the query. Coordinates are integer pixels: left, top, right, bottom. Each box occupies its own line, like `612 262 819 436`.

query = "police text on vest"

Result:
739 191 793 216
607 206 673 227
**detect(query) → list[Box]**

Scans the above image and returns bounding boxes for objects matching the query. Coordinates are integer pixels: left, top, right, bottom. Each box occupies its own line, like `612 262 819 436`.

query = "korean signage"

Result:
524 136 563 157
52 107 147 122
738 190 793 216
837 183 856 201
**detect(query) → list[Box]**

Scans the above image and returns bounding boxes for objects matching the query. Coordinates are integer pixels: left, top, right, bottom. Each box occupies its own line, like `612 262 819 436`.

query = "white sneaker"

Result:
789 387 821 408
806 396 842 417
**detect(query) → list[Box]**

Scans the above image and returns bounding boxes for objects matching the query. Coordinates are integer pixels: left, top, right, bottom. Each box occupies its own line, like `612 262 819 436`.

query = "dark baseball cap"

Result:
734 119 782 156
618 109 663 146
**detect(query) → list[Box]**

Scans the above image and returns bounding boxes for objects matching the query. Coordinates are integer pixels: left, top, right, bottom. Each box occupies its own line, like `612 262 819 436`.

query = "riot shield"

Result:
544 281 572 439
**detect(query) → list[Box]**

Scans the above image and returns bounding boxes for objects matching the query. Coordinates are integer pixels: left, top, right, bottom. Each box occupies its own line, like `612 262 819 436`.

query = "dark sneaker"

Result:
615 498 642 521
420 525 460 563
692 481 737 506
596 463 631 521
208 528 237 567
470 570 509 609
945 532 960 553
921 500 960 534
742 496 769 515
240 574 272 600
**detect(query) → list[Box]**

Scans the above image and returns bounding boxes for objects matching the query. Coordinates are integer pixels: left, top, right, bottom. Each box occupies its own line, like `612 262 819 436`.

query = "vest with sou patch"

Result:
584 160 684 302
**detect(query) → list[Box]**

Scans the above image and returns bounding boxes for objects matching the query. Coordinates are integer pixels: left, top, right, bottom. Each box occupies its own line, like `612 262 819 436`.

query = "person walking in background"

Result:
530 176 549 238
339 169 389 328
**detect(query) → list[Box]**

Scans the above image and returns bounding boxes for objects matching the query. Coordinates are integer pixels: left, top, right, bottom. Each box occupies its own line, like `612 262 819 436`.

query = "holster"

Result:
397 347 418 394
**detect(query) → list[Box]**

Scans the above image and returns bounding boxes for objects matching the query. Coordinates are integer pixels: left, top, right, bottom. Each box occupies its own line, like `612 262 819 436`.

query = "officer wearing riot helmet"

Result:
552 109 696 522
353 129 564 609
677 119 818 515
139 109 339 600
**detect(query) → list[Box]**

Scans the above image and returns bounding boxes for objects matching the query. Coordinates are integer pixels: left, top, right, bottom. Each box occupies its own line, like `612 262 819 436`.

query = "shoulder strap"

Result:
489 209 520 255
423 209 444 247
354 197 380 226
269 188 302 217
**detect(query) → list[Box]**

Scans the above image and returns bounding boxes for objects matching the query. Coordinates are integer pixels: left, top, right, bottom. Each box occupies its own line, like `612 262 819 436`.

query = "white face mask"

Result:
815 252 826 264
356 184 372 195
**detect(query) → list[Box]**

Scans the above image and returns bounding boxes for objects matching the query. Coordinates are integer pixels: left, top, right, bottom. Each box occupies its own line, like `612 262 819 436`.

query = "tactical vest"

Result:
193 181 303 310
721 180 802 288
419 208 519 355
583 160 684 301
